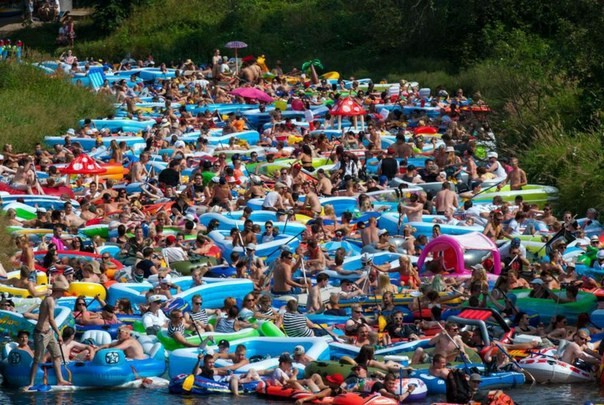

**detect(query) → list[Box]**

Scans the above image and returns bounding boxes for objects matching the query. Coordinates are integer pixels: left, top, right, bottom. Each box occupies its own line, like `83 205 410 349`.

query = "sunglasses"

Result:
193 301 202 305
354 310 362 314
266 226 272 228
102 256 110 259
245 298 255 302
578 336 588 341
394 317 403 321
77 302 86 306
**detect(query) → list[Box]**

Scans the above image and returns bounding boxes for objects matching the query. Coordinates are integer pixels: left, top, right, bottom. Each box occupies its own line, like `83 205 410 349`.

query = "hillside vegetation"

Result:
9 0 604 212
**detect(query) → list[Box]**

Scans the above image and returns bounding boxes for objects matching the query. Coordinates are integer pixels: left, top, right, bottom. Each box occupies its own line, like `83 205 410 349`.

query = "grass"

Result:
0 62 114 153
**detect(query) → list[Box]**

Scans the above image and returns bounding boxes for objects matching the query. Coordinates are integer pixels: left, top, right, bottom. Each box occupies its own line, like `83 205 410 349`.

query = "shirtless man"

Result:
130 152 150 182
361 217 379 248
497 157 527 191
63 202 85 228
97 325 146 360
12 158 44 195
434 182 458 214
16 330 34 357
23 275 71 391
315 169 333 196
560 330 601 367
412 321 469 364
428 353 450 379
398 193 423 223
297 182 322 217
272 250 309 295
307 273 330 313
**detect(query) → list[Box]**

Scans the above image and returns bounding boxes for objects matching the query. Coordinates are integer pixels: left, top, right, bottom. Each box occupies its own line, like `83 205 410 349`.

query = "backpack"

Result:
445 369 472 404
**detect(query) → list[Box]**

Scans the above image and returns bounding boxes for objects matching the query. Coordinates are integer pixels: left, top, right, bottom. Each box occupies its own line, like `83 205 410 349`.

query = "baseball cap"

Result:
591 235 600 242
511 237 521 247
174 140 185 148
487 151 498 159
378 229 389 236
148 294 167 304
294 345 305 355
166 235 177 244
471 264 485 271
469 373 482 382
218 339 230 348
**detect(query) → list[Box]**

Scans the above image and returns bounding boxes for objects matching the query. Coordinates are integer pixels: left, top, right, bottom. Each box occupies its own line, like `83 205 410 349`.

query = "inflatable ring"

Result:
68 282 107 300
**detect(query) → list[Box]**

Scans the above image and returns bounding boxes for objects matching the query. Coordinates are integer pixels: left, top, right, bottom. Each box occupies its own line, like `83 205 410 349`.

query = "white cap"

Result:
174 140 185 148
67 128 75 135
185 213 196 222
148 294 167 303
361 253 373 264
487 151 498 159
294 345 305 354
445 146 455 152
37 207 47 213
378 229 389 236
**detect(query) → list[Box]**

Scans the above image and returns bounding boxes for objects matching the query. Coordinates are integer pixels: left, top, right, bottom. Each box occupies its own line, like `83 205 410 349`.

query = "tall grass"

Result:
0 63 114 152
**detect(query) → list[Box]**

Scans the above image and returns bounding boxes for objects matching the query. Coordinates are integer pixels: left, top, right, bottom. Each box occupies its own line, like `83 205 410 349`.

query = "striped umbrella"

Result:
225 41 248 74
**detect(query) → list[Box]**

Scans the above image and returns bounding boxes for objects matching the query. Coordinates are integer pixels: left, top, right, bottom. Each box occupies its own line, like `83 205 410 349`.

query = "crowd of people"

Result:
1 50 603 398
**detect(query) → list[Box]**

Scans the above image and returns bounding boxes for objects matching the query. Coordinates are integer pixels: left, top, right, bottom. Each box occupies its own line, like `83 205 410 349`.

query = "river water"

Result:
1 382 602 404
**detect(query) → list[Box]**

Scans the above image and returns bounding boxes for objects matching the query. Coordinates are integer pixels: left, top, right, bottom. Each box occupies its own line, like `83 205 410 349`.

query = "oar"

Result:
436 322 470 370
182 321 206 392
58 333 72 384
493 342 536 385
74 295 99 320
469 179 505 200
315 322 343 343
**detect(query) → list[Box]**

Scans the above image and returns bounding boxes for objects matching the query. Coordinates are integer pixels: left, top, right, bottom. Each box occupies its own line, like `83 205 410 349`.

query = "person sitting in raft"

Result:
96 325 147 360
559 329 601 370
167 309 202 348
513 312 540 336
527 278 552 299
193 353 260 396
253 294 283 327
346 344 412 375
292 345 314 366
412 321 471 364
369 372 416 403
294 373 346 405
324 293 347 316
214 306 254 333
386 310 422 341
344 304 372 336
270 352 300 387
184 294 215 332
545 283 579 304
1 265 49 298
428 353 450 379
74 299 118 326
142 295 169 335
58 326 95 361
15 330 34 357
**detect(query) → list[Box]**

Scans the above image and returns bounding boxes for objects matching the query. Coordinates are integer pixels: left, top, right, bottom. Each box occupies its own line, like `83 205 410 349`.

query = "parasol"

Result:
229 87 273 103
225 41 248 74
60 154 107 175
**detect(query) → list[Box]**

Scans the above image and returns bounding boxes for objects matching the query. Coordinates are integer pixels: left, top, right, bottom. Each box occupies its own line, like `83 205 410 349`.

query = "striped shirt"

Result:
283 312 313 337
167 322 185 337
188 309 209 325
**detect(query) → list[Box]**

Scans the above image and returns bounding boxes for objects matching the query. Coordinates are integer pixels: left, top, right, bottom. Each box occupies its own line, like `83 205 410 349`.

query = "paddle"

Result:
436 322 470 370
58 334 72 384
315 322 343 343
469 179 505 200
182 321 206 392
493 342 536 385
74 295 98 319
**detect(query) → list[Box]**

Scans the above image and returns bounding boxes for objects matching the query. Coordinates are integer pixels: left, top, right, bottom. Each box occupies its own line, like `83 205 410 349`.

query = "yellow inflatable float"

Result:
68 282 107 300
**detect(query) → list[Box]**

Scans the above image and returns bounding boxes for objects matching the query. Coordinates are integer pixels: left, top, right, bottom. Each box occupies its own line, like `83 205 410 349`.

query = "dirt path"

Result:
0 8 92 34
